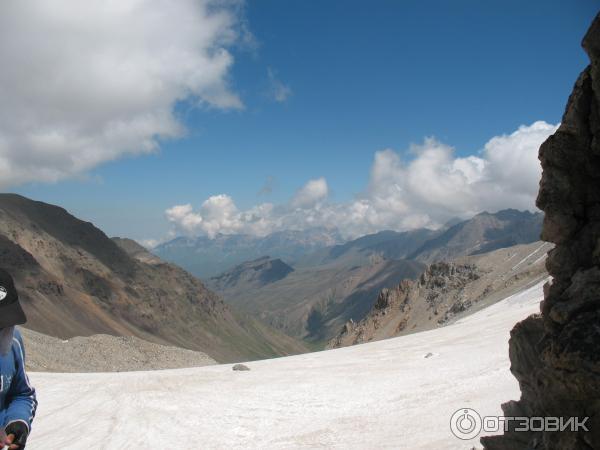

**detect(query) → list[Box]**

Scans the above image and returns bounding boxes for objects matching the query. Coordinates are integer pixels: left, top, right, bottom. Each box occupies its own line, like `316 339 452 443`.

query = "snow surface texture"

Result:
27 281 546 449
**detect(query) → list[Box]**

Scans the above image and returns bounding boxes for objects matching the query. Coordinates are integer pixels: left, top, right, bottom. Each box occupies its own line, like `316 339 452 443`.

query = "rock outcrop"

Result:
327 261 483 348
327 241 550 349
482 13 600 450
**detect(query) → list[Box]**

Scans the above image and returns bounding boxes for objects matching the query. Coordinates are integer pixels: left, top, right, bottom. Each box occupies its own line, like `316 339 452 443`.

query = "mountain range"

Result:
155 227 342 278
157 209 542 281
202 209 543 344
296 209 543 268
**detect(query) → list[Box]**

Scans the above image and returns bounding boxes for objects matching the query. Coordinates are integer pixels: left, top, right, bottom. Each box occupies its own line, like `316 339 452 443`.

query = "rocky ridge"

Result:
482 13 600 450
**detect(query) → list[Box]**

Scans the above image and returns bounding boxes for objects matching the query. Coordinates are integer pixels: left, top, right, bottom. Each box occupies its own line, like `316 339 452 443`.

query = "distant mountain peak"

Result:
210 256 294 290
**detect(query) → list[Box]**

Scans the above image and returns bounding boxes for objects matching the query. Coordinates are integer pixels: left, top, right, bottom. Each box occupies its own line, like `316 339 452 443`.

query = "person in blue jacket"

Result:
0 269 37 449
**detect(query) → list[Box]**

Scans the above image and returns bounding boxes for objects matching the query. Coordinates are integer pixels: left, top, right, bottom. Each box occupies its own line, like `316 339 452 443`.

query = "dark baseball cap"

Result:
0 269 26 328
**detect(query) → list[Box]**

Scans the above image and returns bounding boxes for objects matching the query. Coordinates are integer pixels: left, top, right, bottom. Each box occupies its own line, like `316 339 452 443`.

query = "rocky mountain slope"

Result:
0 194 307 363
209 257 425 343
408 209 543 263
21 327 216 372
329 241 551 349
155 227 342 278
111 237 162 265
482 14 600 450
295 228 439 268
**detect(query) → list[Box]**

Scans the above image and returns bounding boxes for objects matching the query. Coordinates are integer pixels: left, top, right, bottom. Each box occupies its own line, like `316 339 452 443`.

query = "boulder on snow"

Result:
232 363 250 371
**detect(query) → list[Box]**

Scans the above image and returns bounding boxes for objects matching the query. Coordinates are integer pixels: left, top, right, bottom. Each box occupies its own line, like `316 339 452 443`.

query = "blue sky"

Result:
8 0 598 242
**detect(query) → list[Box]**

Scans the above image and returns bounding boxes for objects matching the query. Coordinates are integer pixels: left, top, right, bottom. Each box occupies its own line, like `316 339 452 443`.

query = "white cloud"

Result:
291 177 328 209
165 121 557 239
0 0 245 187
353 121 558 234
166 195 278 238
478 121 556 211
165 177 329 238
165 204 204 234
266 68 292 103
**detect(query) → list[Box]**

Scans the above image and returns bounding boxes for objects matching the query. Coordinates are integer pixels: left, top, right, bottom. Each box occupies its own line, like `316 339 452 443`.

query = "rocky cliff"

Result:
482 13 600 450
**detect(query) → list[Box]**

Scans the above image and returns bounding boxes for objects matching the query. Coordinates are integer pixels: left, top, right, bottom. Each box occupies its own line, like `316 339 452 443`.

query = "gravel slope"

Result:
20 327 216 372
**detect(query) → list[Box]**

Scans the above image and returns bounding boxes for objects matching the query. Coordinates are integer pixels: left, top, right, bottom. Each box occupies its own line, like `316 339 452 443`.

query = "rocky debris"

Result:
232 364 250 371
481 13 600 450
21 327 216 372
420 262 480 310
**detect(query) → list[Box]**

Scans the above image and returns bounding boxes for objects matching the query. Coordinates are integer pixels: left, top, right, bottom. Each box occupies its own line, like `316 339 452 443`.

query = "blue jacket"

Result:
0 329 37 433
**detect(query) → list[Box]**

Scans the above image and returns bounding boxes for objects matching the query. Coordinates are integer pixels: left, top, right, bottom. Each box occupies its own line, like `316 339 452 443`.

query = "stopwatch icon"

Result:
450 408 482 440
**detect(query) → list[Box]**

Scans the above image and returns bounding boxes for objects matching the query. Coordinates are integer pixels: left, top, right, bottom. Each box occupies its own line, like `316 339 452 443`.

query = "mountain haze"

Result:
155 228 342 278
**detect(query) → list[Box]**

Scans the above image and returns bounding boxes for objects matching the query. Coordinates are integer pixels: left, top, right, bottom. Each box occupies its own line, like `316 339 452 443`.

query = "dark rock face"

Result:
482 13 600 450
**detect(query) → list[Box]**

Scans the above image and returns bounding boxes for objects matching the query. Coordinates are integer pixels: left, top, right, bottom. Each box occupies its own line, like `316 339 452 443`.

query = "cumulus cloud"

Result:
266 68 292 103
0 0 245 187
291 177 328 208
165 204 204 234
165 177 328 238
352 121 557 234
165 121 557 239
166 194 278 238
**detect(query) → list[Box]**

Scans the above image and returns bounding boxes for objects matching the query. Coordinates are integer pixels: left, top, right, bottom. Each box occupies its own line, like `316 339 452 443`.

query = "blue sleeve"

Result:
5 331 37 432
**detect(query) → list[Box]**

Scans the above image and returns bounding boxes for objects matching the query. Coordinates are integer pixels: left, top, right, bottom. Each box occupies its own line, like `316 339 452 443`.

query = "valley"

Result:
203 209 545 347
